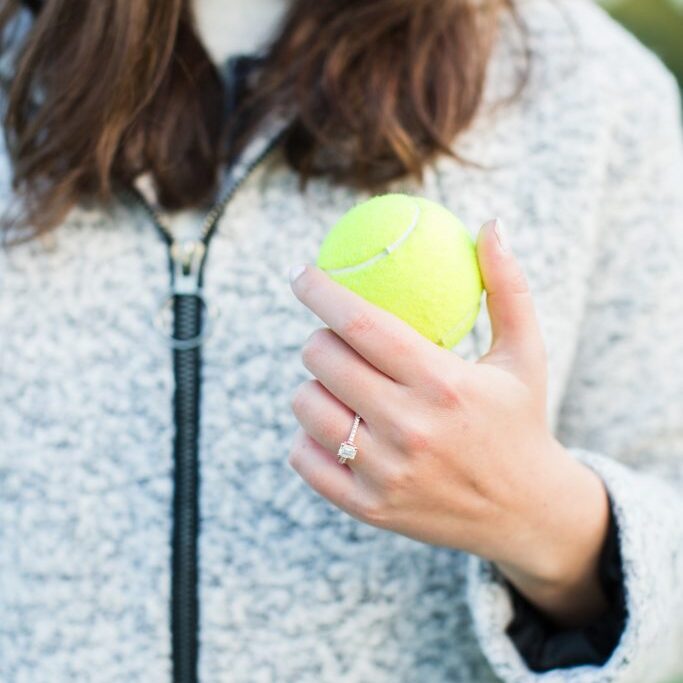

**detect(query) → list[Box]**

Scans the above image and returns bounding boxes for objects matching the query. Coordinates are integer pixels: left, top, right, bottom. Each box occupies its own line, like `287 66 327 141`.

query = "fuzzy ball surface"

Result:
316 193 483 349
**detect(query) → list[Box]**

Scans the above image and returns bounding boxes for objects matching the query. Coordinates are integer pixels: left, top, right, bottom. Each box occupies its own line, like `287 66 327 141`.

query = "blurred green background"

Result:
601 0 683 92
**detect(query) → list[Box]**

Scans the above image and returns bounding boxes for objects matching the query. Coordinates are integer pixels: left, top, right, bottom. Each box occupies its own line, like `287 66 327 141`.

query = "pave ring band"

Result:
337 413 361 466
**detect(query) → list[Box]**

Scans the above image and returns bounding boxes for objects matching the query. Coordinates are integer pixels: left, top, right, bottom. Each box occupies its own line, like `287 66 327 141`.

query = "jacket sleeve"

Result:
504 497 627 671
465 57 683 683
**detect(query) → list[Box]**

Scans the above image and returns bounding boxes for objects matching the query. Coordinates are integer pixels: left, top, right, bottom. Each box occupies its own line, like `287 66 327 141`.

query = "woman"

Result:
0 0 681 681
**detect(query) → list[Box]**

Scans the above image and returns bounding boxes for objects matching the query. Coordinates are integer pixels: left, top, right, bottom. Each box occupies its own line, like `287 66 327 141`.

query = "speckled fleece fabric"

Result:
1 1 682 682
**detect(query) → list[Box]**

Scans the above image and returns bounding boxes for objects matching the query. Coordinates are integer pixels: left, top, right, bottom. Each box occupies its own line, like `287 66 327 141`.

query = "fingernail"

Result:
492 218 509 252
289 264 307 284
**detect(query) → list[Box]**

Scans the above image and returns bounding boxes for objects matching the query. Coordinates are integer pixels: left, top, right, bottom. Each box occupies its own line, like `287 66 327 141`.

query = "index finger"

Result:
289 264 463 386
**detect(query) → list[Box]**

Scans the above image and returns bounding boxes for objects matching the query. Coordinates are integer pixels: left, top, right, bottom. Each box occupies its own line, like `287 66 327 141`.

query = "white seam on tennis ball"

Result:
437 302 481 346
325 201 422 276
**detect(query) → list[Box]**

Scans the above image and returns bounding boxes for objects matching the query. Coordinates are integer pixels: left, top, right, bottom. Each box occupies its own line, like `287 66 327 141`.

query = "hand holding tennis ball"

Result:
315 193 483 349
289 198 611 628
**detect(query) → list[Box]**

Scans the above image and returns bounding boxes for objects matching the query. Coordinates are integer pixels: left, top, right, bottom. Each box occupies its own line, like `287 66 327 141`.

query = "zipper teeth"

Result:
199 131 285 242
124 131 284 246
117 127 286 683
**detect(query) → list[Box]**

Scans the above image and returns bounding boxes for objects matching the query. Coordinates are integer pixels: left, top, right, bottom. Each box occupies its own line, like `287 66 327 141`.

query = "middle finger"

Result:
301 327 399 428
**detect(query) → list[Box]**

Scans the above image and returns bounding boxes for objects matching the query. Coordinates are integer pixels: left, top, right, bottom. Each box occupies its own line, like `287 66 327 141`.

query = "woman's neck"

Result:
193 0 287 67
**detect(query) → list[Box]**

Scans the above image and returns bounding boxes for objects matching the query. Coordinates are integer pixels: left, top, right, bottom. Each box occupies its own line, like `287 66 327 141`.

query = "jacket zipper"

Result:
123 129 284 683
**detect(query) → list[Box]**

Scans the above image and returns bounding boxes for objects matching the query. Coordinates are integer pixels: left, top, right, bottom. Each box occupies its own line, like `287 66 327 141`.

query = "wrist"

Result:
495 440 611 626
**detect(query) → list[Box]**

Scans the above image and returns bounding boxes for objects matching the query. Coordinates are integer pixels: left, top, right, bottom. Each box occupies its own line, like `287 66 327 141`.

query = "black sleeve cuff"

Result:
504 496 627 672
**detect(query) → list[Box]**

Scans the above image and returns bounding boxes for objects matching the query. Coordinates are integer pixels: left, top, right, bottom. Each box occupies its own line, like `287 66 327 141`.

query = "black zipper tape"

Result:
170 292 203 683
120 126 287 683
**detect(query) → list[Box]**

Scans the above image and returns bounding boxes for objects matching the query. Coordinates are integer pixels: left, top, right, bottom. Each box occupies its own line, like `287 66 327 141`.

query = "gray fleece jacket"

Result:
1 1 682 681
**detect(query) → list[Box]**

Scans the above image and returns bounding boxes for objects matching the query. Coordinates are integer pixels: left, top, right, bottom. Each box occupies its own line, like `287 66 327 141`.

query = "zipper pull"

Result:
153 238 217 350
170 239 206 295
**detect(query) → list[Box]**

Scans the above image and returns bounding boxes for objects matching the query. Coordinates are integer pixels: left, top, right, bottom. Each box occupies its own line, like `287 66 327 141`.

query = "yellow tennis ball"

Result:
316 193 483 349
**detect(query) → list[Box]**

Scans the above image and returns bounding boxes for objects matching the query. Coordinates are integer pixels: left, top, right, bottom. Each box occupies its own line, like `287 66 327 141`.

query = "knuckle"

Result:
287 448 299 469
411 358 466 410
287 432 305 469
509 269 531 295
356 496 389 527
361 468 411 524
301 328 328 366
290 381 312 416
342 311 376 338
382 462 413 495
386 333 416 362
395 417 433 454
428 373 464 411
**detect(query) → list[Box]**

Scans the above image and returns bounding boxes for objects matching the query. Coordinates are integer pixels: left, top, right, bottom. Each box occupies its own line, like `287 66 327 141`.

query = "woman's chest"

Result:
0 149 600 466
0 148 601 680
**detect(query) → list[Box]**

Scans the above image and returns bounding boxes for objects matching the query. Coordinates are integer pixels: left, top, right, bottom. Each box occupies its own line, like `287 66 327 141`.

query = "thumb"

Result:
475 218 546 382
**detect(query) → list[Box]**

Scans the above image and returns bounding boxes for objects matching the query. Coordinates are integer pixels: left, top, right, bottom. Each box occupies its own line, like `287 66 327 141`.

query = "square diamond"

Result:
338 442 357 459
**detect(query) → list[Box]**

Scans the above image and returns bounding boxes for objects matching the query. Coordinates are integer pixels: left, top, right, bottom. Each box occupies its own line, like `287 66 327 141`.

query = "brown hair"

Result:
0 0 528 243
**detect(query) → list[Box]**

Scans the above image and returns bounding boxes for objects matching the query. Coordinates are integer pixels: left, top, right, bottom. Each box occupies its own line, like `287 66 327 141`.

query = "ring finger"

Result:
291 378 381 476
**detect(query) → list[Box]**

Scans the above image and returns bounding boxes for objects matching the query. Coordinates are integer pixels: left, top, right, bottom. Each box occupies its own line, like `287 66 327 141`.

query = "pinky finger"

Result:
288 427 363 517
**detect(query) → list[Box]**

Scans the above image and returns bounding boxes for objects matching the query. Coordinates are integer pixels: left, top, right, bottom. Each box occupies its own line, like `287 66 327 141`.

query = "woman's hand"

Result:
288 218 610 627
